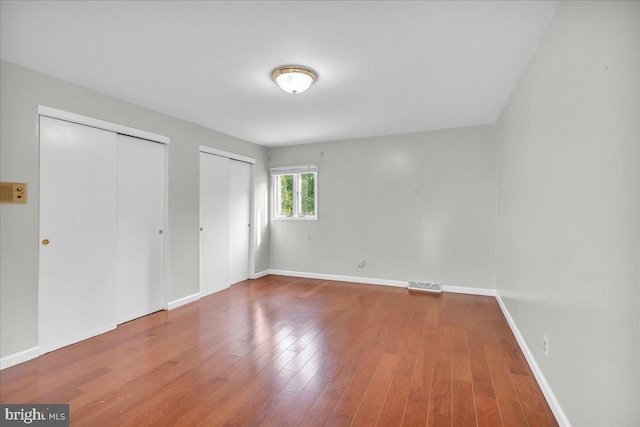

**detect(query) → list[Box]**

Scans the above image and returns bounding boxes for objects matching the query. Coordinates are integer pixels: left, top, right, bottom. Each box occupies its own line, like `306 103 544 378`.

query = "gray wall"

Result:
496 2 639 425
0 60 270 358
269 125 497 289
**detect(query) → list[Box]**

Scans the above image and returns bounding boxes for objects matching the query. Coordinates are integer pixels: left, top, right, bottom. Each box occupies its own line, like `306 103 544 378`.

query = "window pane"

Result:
299 173 315 216
277 175 293 216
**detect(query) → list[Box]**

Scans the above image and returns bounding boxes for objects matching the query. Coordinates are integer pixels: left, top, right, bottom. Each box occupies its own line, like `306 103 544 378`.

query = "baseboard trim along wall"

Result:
496 295 571 427
0 346 40 370
269 269 406 287
167 292 201 310
267 269 497 296
441 284 496 296
253 270 270 279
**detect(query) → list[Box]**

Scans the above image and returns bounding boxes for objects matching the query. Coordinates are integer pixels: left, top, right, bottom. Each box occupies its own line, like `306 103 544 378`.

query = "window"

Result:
271 165 318 220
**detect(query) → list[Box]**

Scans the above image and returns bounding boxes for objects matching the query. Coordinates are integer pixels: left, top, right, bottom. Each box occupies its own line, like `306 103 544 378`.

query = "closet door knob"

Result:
159 230 164 235
42 239 50 245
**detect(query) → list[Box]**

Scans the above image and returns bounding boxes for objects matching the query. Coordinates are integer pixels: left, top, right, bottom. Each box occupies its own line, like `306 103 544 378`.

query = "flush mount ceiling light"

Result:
271 65 317 94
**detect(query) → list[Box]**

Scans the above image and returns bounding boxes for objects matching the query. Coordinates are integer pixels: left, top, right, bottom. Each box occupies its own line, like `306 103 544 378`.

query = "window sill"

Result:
272 216 318 221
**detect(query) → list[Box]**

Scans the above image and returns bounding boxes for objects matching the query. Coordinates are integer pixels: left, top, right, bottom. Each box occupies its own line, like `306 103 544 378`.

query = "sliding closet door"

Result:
229 159 251 285
199 152 230 296
117 135 165 324
39 116 118 354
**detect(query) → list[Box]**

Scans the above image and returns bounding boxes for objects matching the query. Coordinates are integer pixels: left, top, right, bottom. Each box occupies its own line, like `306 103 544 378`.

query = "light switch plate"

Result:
0 182 27 204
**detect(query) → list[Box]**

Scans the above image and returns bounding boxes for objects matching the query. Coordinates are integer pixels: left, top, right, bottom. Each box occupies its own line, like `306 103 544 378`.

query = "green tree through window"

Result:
300 173 315 215
279 174 293 215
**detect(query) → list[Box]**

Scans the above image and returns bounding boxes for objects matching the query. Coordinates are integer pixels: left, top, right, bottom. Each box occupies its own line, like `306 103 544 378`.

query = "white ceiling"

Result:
0 1 557 147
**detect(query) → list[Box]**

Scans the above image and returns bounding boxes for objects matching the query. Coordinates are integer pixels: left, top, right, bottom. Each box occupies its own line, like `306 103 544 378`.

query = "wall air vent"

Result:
407 281 442 293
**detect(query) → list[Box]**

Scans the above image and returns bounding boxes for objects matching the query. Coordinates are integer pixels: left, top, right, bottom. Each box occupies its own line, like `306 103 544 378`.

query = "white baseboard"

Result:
442 284 496 296
496 295 570 427
253 270 270 279
168 292 200 310
269 269 406 288
0 346 40 370
267 269 496 296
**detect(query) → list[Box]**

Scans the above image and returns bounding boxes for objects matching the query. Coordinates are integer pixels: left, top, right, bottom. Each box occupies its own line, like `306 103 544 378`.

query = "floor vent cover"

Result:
407 281 442 293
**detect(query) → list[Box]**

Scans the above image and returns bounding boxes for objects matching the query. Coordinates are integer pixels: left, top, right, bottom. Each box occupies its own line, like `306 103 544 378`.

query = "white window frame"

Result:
271 164 318 221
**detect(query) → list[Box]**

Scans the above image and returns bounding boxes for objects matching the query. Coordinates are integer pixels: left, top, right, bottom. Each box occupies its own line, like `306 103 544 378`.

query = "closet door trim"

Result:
199 145 255 164
38 105 170 145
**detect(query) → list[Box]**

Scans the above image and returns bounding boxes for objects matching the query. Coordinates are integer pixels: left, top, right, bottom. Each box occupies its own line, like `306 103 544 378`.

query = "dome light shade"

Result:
271 66 317 94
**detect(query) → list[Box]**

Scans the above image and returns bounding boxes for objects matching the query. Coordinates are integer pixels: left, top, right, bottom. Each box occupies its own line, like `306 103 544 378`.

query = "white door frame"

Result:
37 106 170 311
199 146 256 281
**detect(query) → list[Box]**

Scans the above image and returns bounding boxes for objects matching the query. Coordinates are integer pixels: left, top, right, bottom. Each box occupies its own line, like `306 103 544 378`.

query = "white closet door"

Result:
117 134 165 324
39 116 118 354
199 152 230 296
229 159 251 285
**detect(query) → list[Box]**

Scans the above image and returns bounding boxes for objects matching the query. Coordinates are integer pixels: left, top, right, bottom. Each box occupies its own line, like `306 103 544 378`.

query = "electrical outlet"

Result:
356 259 364 268
542 335 549 358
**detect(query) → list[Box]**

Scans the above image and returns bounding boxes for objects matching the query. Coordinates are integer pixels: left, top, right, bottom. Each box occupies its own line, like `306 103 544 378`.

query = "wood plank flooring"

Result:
0 275 558 426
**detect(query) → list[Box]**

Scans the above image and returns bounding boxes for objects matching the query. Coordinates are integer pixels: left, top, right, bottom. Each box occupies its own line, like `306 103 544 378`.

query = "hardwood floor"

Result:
0 275 558 426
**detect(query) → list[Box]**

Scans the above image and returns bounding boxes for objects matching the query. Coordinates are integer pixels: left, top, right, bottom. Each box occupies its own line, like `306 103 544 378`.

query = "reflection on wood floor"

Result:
0 275 557 426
